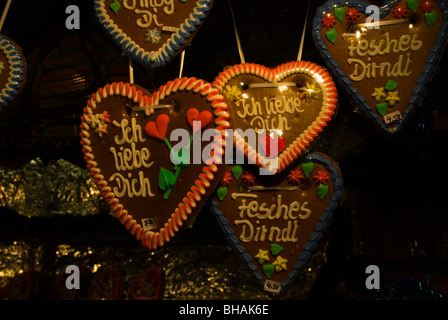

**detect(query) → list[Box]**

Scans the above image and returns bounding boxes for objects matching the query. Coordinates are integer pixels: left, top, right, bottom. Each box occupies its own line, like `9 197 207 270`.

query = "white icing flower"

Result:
145 28 162 44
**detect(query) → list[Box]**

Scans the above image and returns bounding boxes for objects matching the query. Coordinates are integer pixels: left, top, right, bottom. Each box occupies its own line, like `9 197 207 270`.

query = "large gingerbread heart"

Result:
210 152 343 297
80 79 230 250
213 61 338 174
0 34 26 113
312 0 448 136
94 0 213 69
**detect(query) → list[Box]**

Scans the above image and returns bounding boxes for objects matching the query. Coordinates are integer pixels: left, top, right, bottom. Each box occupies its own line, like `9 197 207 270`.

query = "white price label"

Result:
264 279 282 294
141 218 157 231
384 110 402 124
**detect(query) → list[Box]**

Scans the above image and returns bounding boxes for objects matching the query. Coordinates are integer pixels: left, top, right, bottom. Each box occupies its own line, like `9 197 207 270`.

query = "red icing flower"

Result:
392 5 408 19
287 169 304 185
421 1 434 13
345 8 360 22
241 172 256 185
313 171 329 185
220 171 233 187
102 111 111 123
322 13 336 28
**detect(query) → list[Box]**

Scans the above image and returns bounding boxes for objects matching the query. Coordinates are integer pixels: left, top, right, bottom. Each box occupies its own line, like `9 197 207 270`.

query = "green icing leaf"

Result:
170 148 189 168
385 79 398 91
376 102 388 117
110 0 120 14
407 0 418 13
425 11 436 26
270 244 284 256
158 167 175 191
326 28 338 44
231 165 243 180
217 186 228 201
302 162 314 178
317 184 329 200
334 7 345 22
263 264 275 279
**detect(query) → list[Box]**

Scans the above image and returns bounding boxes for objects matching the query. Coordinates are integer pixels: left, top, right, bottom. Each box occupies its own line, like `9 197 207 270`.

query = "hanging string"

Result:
227 0 245 64
128 55 134 84
297 0 311 61
178 50 185 78
0 0 13 32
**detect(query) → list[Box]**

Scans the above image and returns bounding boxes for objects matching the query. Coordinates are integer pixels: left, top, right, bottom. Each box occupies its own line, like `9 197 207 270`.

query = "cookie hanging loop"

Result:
297 0 311 61
227 0 245 64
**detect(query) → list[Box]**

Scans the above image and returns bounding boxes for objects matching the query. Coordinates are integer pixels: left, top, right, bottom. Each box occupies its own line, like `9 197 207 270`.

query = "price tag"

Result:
141 218 157 231
264 279 282 294
384 110 402 124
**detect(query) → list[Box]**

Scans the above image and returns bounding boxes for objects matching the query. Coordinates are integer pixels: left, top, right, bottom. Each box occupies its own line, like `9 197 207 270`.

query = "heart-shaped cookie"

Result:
211 152 343 297
94 0 213 69
80 79 230 250
0 34 26 113
312 0 448 136
213 61 338 174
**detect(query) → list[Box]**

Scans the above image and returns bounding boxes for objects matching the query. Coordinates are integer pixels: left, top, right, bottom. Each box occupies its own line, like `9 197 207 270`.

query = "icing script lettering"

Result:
347 33 423 81
122 0 175 28
233 194 312 243
236 96 304 133
109 119 155 198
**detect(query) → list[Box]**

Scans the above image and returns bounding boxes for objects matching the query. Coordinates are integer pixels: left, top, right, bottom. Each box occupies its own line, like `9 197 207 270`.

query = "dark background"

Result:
0 0 447 300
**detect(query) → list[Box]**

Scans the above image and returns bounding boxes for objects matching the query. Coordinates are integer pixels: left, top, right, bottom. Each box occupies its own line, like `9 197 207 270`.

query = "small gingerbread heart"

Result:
186 107 213 130
312 0 448 136
211 152 343 297
80 79 231 250
94 0 213 68
0 34 26 114
213 61 338 173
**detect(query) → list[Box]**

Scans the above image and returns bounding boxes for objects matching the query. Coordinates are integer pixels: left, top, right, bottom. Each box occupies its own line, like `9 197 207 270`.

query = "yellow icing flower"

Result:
255 249 270 264
223 85 243 102
385 91 400 106
298 82 321 101
272 255 288 272
371 87 386 102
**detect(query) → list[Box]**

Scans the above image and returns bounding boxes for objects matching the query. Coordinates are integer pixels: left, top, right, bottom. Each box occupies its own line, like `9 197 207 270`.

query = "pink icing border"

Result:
80 80 231 250
213 61 338 173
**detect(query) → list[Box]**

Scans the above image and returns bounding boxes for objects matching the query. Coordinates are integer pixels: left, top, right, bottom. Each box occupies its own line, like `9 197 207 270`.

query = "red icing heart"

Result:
312 0 448 136
259 135 286 158
186 107 213 131
145 114 170 140
213 61 338 173
80 80 231 250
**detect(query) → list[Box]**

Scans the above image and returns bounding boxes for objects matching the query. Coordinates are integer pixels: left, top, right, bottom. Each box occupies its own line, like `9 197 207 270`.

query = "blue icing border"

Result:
311 0 448 137
94 0 212 69
209 152 343 298
0 34 25 110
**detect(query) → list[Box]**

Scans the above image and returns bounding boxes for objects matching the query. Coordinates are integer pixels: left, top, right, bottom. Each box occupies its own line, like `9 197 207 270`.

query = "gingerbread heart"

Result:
94 0 213 68
0 34 26 113
312 0 448 136
213 61 338 174
211 152 343 297
80 79 230 250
